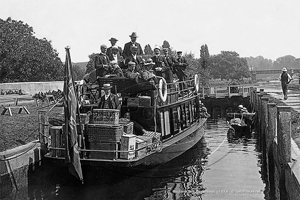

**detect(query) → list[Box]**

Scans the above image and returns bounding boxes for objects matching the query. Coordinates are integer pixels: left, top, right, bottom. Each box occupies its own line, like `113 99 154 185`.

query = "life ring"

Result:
158 77 167 102
194 74 200 93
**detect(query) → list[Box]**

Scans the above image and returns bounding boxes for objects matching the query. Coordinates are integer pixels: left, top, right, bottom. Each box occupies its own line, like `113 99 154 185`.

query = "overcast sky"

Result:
2 0 300 62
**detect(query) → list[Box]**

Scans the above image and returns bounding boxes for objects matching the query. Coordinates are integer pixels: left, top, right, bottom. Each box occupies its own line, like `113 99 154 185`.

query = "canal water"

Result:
25 119 267 200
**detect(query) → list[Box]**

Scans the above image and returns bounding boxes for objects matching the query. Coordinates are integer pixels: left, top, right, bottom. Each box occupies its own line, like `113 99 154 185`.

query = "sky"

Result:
2 0 300 62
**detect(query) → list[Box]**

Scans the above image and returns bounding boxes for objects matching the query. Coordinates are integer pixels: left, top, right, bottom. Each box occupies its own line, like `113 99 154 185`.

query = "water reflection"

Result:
25 119 269 200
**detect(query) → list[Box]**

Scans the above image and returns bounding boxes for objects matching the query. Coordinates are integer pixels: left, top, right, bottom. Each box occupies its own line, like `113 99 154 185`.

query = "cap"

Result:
238 105 243 108
102 83 112 90
282 67 287 72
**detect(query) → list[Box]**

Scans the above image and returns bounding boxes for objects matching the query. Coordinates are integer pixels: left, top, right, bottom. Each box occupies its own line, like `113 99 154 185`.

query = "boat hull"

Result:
44 118 206 173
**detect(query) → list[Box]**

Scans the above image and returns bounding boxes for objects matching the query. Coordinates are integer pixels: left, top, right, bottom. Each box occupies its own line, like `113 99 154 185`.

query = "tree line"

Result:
1 17 299 83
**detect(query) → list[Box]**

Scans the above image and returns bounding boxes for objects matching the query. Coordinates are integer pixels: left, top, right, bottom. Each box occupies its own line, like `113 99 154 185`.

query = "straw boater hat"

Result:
129 32 138 38
154 45 161 51
128 61 136 66
109 37 118 41
102 83 112 90
282 67 287 72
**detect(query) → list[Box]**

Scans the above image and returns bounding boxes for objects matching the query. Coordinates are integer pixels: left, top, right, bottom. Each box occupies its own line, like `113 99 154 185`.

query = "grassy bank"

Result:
0 99 63 152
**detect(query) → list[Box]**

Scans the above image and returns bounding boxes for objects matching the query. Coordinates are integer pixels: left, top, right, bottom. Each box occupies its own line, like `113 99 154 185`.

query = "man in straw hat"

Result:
107 37 123 58
279 67 292 100
123 32 143 58
151 46 168 79
98 83 119 109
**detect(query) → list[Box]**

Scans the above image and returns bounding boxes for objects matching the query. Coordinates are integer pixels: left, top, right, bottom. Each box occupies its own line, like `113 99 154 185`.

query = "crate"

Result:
50 126 65 157
120 121 134 134
127 97 139 107
86 124 123 142
135 135 152 158
91 109 119 125
88 142 119 160
120 134 136 160
139 96 151 107
143 131 161 142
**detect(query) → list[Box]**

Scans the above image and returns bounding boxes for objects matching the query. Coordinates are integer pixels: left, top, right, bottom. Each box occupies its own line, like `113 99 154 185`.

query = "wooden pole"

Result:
277 106 291 200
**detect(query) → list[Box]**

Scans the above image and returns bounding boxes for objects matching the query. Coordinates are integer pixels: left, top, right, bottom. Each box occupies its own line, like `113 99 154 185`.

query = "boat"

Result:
42 49 208 179
227 112 255 139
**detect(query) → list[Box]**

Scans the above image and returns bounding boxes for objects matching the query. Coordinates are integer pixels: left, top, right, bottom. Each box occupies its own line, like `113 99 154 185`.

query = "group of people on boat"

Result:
94 32 188 84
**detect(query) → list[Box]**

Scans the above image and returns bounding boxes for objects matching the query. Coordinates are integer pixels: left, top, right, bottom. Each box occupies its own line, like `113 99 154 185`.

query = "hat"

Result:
238 105 243 109
100 44 107 49
177 51 182 54
109 37 118 41
145 58 155 65
128 61 136 66
129 32 138 38
154 45 161 51
111 45 118 50
102 83 112 90
282 67 287 72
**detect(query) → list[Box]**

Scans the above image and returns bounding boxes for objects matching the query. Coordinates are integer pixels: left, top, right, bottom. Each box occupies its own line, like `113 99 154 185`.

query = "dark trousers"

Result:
281 83 288 99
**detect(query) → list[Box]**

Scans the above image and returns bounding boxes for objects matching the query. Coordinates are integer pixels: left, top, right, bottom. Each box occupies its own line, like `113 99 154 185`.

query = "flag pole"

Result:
64 46 84 184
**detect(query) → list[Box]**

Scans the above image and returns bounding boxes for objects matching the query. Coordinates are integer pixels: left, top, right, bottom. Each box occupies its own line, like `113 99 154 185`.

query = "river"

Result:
26 119 267 200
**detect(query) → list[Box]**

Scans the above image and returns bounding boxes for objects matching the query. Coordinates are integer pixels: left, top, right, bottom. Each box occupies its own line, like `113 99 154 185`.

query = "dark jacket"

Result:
172 56 188 80
124 54 144 71
108 52 125 69
94 53 110 77
106 46 123 58
109 67 124 77
123 42 143 58
151 55 169 77
98 93 119 109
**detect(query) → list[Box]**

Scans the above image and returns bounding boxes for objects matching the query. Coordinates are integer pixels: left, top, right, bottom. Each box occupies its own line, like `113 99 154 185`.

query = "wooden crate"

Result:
135 135 152 158
86 124 123 142
139 96 151 107
91 109 119 125
120 134 136 160
120 121 134 134
127 97 139 107
50 126 65 157
88 142 119 160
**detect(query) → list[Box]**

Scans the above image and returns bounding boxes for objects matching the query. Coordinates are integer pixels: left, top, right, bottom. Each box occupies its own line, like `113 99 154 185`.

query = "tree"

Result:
199 44 210 69
210 51 250 80
0 17 63 82
162 40 170 49
85 53 98 74
144 44 153 55
273 55 299 70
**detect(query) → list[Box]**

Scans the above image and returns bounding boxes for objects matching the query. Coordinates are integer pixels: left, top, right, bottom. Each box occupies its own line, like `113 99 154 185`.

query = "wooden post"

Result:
277 106 291 164
38 110 49 145
277 106 291 200
261 97 269 180
267 103 277 143
267 103 277 197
